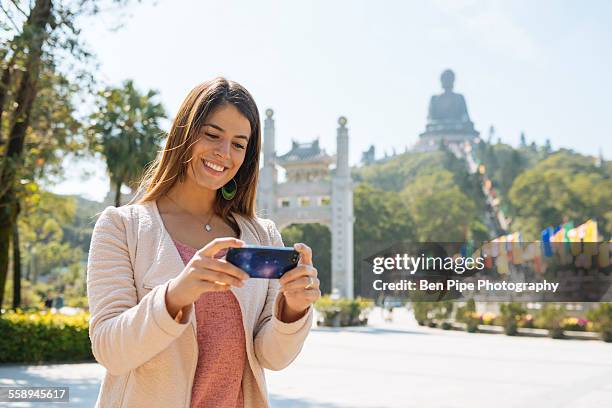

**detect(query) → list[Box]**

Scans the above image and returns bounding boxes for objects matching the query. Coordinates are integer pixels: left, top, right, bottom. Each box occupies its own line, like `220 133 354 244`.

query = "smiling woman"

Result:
134 78 262 233
86 77 320 408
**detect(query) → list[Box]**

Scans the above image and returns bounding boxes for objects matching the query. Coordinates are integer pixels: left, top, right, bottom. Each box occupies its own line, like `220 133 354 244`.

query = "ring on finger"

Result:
305 276 314 289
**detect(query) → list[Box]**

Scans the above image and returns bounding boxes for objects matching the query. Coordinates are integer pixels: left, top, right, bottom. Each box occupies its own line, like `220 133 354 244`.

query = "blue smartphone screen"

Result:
226 246 299 279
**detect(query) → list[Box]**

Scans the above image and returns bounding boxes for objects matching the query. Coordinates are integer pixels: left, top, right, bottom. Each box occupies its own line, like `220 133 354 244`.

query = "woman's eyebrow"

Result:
203 123 249 141
203 123 224 132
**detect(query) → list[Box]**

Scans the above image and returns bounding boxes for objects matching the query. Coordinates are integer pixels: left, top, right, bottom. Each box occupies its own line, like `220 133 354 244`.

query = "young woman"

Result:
87 77 321 407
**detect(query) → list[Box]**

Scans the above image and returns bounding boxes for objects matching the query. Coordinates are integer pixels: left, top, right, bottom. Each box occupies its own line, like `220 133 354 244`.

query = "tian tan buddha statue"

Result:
418 69 479 146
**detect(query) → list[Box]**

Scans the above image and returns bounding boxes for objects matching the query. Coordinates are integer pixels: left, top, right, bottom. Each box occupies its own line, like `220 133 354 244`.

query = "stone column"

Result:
258 108 277 217
331 116 354 298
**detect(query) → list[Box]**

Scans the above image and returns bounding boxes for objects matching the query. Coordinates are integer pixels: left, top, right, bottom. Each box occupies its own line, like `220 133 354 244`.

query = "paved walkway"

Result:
1 308 611 407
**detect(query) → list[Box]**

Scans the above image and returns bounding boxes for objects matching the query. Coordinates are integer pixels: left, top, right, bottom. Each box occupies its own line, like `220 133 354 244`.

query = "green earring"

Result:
221 178 237 200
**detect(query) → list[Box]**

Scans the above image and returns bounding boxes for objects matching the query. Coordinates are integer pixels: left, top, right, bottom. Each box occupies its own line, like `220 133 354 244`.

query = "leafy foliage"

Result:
88 80 166 206
353 147 487 243
0 0 145 310
281 223 331 294
0 310 93 363
508 150 612 239
314 295 373 327
587 303 612 342
18 191 83 283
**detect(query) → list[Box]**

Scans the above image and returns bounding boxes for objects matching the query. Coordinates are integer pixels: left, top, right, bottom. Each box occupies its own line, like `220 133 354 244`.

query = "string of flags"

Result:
464 219 610 274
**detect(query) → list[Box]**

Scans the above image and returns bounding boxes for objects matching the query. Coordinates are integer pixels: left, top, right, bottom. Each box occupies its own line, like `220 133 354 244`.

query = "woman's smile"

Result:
201 158 227 176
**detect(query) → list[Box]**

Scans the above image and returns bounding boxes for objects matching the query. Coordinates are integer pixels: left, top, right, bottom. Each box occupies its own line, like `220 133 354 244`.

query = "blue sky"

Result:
50 0 612 201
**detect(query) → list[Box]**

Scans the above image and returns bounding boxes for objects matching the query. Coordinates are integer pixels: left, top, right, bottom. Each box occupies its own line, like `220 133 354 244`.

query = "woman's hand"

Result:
278 243 321 322
165 237 249 319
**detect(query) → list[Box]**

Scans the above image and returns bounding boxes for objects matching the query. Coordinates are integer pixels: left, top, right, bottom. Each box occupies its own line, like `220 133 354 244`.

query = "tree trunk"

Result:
114 179 122 207
12 208 21 310
0 0 53 311
0 51 19 142
0 223 9 313
25 247 31 281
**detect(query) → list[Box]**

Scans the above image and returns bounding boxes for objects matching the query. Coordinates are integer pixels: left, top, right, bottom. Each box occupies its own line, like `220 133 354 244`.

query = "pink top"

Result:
173 239 246 408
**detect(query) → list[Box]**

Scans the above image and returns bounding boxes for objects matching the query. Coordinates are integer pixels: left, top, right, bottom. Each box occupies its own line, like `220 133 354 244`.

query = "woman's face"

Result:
187 104 251 191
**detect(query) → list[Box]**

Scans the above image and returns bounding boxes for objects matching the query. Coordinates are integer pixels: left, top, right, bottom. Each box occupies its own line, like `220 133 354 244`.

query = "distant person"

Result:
44 291 53 309
54 294 64 309
87 77 320 407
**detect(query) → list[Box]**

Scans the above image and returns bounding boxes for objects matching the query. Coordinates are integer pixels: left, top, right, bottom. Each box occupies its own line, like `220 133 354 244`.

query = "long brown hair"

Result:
131 77 261 229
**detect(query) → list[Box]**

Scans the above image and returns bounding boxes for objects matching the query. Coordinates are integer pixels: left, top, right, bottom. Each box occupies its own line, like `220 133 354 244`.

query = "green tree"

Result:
281 223 331 295
88 80 166 206
508 151 612 239
0 0 144 310
352 150 444 191
8 65 86 308
0 0 54 312
19 191 83 284
411 187 477 242
353 183 415 295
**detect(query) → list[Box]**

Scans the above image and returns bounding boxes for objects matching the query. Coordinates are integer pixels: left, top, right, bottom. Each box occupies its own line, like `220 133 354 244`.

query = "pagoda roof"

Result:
277 139 332 164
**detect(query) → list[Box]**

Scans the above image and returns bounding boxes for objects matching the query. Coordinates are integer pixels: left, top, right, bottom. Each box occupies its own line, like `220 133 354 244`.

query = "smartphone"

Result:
226 245 300 279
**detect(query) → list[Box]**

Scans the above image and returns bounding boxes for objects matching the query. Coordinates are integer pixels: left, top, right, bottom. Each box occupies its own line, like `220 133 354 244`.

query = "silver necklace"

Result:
166 194 215 232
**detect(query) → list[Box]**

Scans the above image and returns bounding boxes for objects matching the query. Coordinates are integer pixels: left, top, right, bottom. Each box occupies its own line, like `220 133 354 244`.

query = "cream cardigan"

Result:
86 200 313 407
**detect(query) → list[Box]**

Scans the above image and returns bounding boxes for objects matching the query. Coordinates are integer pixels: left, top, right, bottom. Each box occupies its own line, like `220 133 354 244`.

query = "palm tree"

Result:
89 80 166 206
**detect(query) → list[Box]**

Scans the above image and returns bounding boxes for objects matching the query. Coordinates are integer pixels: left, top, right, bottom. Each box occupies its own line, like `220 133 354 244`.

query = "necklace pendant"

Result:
205 224 212 232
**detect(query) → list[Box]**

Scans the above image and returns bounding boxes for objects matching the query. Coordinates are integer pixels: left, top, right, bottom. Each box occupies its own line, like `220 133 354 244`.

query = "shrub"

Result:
455 298 476 323
518 314 534 329
412 301 453 326
481 312 497 326
0 310 93 363
2 279 46 310
536 304 566 339
66 296 89 309
465 311 481 333
499 303 526 336
433 301 454 321
413 302 436 326
560 317 588 332
587 303 612 342
314 296 374 327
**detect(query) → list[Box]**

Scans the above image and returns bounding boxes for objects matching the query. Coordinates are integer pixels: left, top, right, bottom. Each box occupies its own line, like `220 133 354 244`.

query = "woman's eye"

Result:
233 143 246 150
205 133 220 139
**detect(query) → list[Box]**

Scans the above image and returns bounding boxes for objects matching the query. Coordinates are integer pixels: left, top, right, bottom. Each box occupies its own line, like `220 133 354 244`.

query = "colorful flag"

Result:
541 227 553 257
496 255 509 274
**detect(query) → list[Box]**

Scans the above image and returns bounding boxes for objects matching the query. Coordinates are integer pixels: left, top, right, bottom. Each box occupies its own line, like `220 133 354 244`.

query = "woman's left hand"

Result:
278 243 321 322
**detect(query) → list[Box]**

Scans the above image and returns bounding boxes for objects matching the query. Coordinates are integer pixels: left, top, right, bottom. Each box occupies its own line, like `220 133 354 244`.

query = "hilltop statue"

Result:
417 69 479 150
428 70 471 125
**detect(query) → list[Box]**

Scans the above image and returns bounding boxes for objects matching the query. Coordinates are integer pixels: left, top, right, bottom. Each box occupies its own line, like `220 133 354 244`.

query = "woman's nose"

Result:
214 141 231 159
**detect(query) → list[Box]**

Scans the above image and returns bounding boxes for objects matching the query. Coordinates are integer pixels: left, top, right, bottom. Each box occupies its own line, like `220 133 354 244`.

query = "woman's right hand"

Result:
165 237 249 319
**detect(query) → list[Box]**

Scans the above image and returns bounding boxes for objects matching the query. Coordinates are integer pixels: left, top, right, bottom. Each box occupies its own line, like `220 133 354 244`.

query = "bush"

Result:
314 296 374 327
481 312 497 325
66 296 89 309
500 303 526 336
587 303 612 342
560 317 588 332
2 279 46 310
536 304 566 339
518 314 534 329
434 301 454 321
465 311 480 333
413 302 436 326
413 301 453 327
0 310 93 363
455 299 476 323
